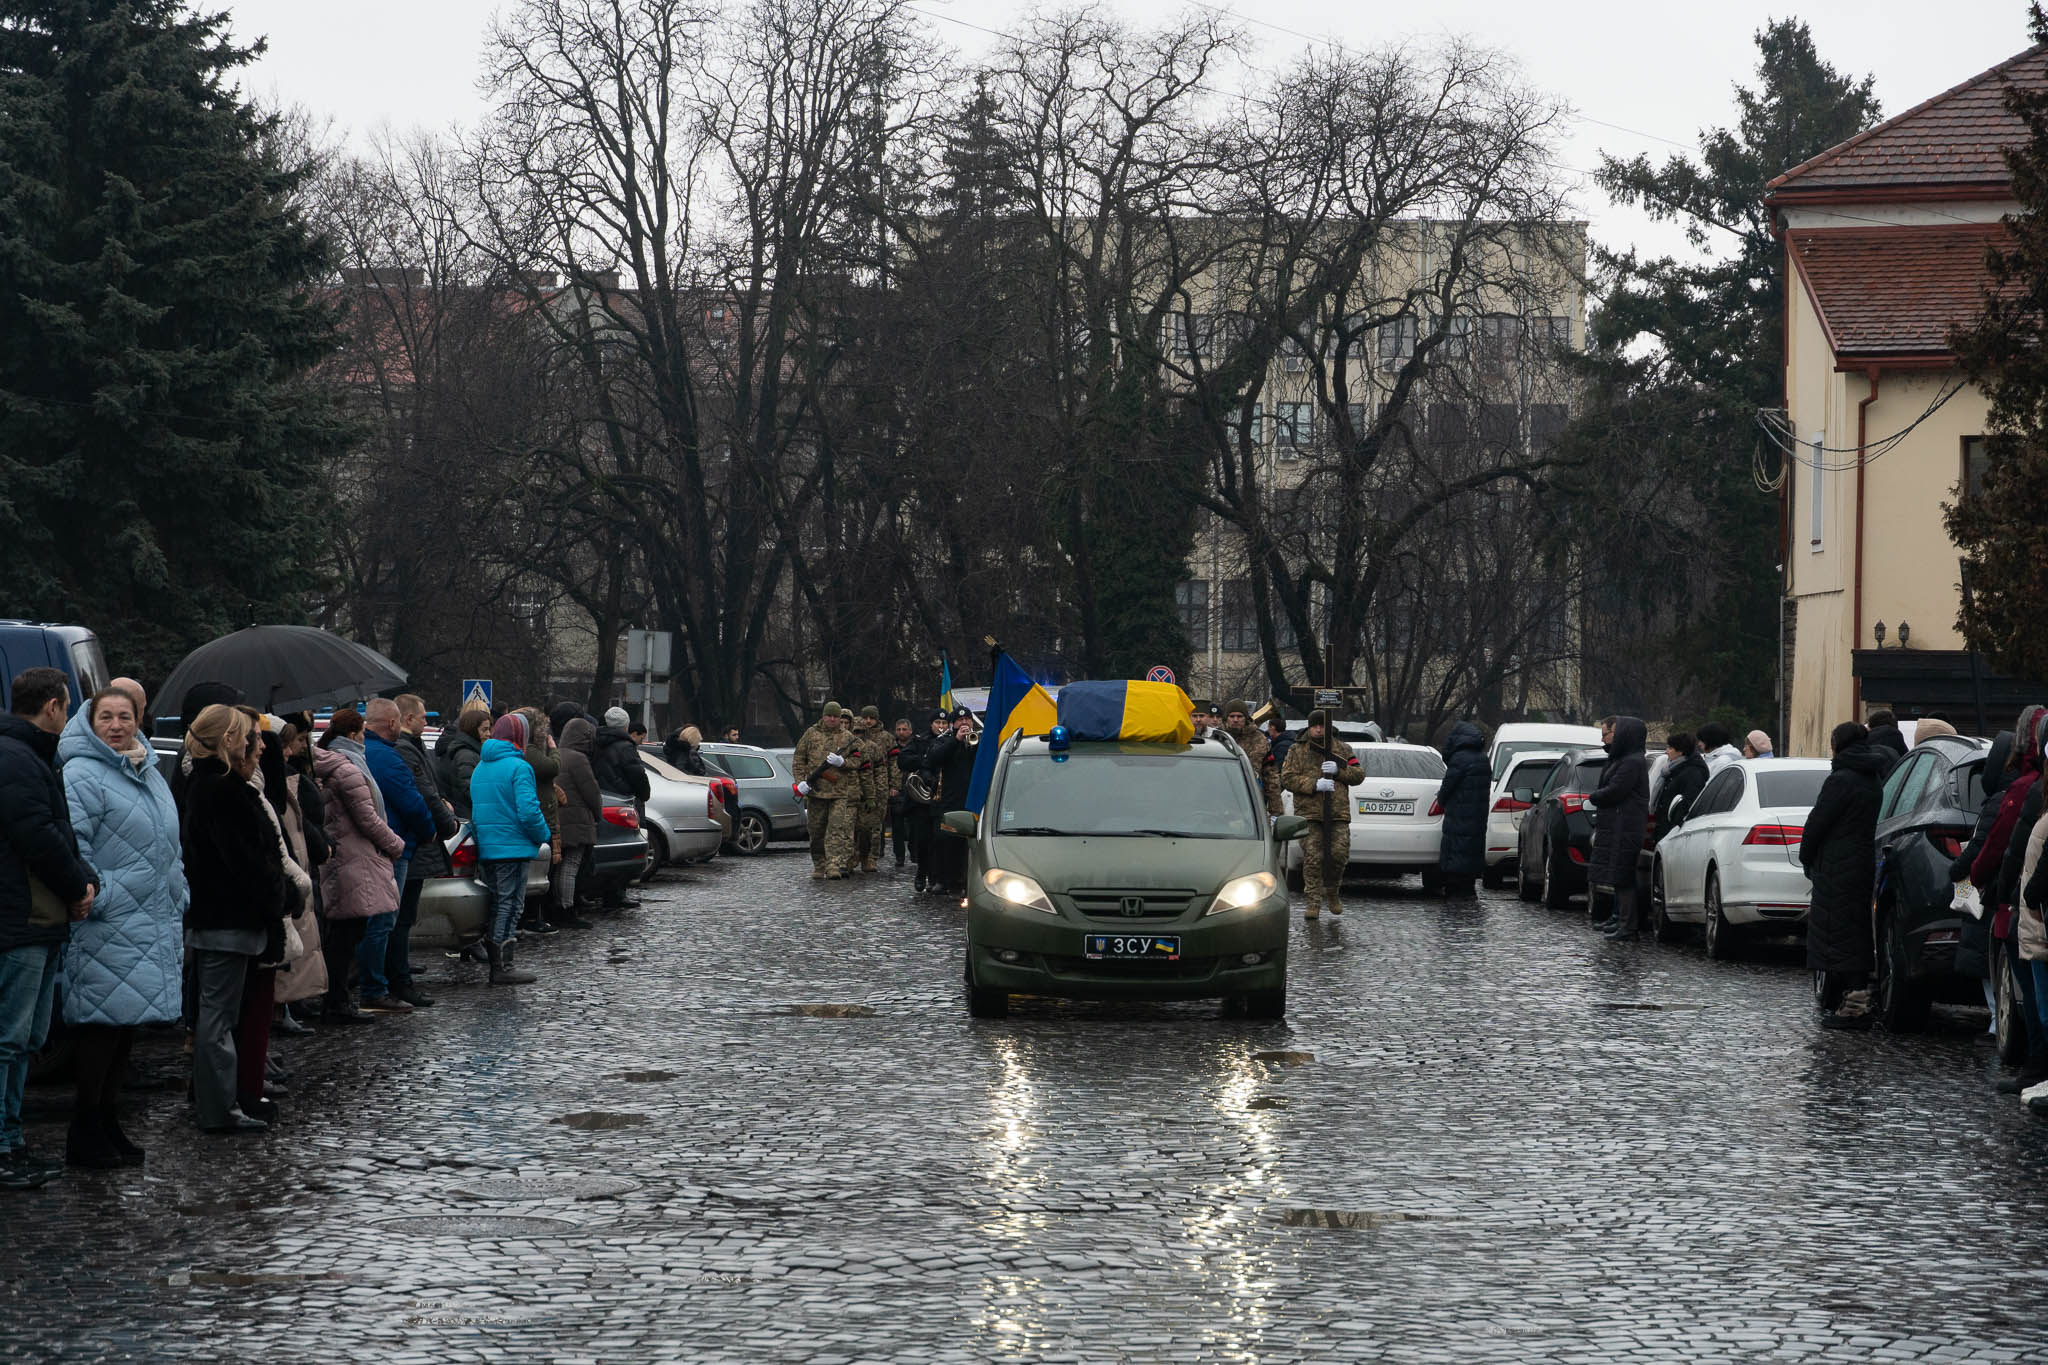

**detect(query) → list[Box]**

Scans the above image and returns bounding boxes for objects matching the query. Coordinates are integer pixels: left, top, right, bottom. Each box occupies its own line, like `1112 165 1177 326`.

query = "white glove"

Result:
1320 760 1337 775
1314 778 1335 793
826 752 845 767
797 781 812 796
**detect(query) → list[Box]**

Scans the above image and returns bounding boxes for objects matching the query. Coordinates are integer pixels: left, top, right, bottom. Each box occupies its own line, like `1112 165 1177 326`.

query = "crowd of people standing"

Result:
0 668 665 1191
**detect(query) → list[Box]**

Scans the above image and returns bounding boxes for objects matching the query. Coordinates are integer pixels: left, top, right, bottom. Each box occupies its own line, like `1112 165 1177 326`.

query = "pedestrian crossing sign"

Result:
461 679 493 711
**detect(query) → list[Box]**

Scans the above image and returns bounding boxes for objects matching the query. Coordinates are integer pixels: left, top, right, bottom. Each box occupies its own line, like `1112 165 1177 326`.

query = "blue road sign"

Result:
461 679 493 711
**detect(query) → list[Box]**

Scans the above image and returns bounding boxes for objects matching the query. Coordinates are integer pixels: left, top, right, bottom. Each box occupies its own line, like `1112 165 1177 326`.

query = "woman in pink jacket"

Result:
312 711 404 1021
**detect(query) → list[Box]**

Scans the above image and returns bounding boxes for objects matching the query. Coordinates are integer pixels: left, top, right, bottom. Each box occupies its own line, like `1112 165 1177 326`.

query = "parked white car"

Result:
1647 757 1832 958
1483 750 1564 888
1489 722 1602 783
1283 741 1448 886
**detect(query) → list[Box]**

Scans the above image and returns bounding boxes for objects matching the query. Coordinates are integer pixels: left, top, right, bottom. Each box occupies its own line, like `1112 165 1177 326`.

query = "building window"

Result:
1220 580 1257 653
1377 316 1416 366
1177 581 1209 649
1271 401 1311 447
1963 435 1989 501
1808 432 1824 552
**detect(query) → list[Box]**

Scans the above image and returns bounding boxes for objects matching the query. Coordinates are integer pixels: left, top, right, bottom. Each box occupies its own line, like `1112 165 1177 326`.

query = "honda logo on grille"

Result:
1121 896 1146 917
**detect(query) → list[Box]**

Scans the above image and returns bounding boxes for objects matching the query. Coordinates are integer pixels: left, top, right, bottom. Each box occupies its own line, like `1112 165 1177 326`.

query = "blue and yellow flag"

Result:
1056 680 1195 745
938 649 956 716
965 650 1058 812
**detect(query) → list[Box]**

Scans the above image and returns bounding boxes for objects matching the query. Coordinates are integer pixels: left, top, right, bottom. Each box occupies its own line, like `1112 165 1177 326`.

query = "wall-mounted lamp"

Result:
1873 620 1886 647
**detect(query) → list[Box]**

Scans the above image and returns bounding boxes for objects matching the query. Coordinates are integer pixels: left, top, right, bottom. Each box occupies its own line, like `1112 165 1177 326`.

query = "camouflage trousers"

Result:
854 800 886 861
808 798 858 876
1300 820 1350 915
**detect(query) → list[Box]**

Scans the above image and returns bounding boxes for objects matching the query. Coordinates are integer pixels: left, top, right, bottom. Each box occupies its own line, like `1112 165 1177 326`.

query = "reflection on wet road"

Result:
7 853 2048 1362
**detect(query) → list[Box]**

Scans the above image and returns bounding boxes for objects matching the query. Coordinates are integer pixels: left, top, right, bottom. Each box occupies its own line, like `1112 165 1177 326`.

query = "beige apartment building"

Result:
1171 220 1590 715
1770 44 2040 755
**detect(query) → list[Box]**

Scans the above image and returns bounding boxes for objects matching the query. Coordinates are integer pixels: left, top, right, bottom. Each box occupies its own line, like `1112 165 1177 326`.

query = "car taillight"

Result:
1492 796 1531 812
1428 798 1444 816
707 787 719 818
1558 793 1587 814
450 841 478 873
1928 828 1968 858
603 805 639 830
1568 846 1587 864
1742 824 1804 846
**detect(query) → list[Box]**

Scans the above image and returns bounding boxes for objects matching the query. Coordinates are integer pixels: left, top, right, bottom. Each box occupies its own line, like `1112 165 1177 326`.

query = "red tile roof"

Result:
1789 225 2007 358
1768 44 2046 200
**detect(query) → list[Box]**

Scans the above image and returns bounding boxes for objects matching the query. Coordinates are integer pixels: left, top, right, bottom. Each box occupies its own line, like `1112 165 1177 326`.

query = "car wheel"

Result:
1994 939 2030 1065
1651 859 1684 944
1542 840 1571 910
1702 870 1735 960
734 809 770 856
965 948 1008 1019
641 829 669 883
1874 903 1931 1032
1517 855 1540 903
1241 987 1286 1020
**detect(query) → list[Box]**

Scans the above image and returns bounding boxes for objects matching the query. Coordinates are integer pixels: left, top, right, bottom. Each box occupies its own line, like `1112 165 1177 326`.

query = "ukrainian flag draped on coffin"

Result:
964 650 1058 812
1054 680 1195 745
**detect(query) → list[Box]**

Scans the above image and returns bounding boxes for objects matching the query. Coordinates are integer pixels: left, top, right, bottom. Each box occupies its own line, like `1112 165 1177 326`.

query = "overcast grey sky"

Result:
219 0 2030 263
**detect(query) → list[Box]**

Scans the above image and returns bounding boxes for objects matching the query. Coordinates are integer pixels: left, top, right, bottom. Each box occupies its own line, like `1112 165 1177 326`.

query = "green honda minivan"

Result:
949 731 1307 1019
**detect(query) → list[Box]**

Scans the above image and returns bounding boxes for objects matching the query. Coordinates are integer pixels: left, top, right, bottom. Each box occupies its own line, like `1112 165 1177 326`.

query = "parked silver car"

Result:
637 751 726 875
701 742 807 854
413 823 552 950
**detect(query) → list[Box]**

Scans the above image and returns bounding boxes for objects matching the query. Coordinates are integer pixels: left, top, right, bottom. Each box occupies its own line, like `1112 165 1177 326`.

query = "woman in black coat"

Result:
1432 721 1490 898
181 705 290 1133
1799 721 1890 1029
921 712 980 895
1591 716 1650 939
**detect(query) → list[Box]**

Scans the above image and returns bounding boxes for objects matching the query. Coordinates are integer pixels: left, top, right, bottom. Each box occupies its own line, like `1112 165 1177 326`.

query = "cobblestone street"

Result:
7 849 2048 1363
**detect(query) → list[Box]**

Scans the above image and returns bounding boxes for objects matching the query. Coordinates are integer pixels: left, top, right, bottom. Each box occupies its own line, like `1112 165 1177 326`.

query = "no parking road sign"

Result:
1145 664 1176 685
460 679 493 711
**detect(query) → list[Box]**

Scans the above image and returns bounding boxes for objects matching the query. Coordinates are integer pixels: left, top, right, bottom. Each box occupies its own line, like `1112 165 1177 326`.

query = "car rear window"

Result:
1495 739 1573 780
1362 748 1446 779
717 753 775 779
1570 758 1607 791
1755 770 1827 809
993 753 1261 839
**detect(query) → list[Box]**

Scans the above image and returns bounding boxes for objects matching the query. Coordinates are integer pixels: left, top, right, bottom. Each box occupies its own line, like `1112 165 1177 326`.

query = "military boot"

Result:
487 940 536 986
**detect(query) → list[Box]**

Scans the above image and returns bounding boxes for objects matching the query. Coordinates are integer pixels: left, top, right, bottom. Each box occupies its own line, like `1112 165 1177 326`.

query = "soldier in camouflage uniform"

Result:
1280 709 1364 918
1218 699 1279 817
792 702 860 878
852 705 890 873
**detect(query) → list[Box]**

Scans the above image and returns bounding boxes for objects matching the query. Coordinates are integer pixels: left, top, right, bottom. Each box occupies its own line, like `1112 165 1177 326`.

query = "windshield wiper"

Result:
996 826 1072 836
1120 828 1229 839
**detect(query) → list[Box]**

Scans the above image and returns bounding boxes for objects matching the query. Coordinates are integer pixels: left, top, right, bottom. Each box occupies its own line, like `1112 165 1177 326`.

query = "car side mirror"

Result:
1272 814 1310 842
941 810 977 839
1667 796 1687 821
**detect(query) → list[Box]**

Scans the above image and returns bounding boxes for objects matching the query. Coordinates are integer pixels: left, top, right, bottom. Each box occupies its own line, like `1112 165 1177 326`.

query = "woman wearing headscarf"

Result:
179 705 288 1133
557 716 604 925
518 707 566 935
469 712 551 985
312 709 404 1019
56 687 188 1166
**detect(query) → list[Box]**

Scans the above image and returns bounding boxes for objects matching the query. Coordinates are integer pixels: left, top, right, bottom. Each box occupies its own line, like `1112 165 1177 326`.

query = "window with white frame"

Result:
1808 433 1824 552
1176 581 1210 648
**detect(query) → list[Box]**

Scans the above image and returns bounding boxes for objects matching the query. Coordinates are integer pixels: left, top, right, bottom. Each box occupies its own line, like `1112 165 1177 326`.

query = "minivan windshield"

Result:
992 753 1262 839
1495 739 1580 779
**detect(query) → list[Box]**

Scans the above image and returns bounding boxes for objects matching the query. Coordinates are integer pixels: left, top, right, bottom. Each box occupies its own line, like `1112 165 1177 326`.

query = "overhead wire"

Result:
1753 377 1969 472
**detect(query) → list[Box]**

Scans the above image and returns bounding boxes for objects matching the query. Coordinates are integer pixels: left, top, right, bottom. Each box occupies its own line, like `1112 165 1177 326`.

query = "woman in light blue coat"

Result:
58 687 188 1167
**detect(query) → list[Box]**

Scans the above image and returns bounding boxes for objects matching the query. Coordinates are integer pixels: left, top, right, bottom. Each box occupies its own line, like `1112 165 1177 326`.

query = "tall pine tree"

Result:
0 1 347 675
1947 4 2048 676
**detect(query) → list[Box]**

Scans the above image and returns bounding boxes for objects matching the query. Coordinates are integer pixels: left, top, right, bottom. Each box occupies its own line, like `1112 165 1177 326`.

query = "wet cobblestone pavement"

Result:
8 851 2048 1363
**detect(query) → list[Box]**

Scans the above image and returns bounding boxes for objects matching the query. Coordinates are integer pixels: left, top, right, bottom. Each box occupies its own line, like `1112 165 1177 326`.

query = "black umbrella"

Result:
158 626 408 720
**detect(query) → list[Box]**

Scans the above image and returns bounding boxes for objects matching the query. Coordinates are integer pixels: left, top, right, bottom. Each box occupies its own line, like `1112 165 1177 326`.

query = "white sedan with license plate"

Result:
1648 757 1832 958
1483 750 1564 887
1284 742 1447 885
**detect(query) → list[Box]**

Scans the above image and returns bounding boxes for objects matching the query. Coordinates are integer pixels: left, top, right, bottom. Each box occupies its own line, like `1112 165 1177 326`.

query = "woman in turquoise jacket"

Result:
468 713 550 985
57 688 188 1167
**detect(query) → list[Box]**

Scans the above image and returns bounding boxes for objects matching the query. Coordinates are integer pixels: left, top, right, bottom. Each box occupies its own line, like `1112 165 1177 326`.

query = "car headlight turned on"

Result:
982 868 1056 914
1207 871 1277 914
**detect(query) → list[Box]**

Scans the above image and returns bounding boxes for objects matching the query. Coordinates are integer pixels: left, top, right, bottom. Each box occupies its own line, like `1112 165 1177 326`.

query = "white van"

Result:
1489 722 1603 783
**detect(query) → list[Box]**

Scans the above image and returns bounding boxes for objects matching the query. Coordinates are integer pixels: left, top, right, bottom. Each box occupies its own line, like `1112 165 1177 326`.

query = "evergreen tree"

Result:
1947 5 2048 677
1560 21 1880 721
0 1 347 675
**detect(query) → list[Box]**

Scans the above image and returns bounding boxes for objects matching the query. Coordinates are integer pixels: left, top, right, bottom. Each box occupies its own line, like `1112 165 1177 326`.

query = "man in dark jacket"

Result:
1591 716 1650 940
361 699 439 1013
594 706 651 811
1800 721 1892 1029
0 668 97 1188
389 696 460 1007
1433 721 1490 899
1654 732 1710 833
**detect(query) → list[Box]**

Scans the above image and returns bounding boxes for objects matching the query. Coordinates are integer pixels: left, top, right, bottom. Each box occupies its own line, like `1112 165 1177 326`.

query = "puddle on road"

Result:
1253 1050 1314 1066
785 1004 878 1018
1246 1097 1289 1110
450 1175 639 1201
550 1111 650 1130
162 1271 347 1287
378 1215 581 1237
1277 1208 1431 1229
1596 1002 1707 1011
616 1069 680 1083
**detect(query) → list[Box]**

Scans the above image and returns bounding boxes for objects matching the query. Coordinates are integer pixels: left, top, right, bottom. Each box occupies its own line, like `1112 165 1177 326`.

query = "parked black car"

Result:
585 791 651 895
1868 734 1992 1030
1516 747 1608 910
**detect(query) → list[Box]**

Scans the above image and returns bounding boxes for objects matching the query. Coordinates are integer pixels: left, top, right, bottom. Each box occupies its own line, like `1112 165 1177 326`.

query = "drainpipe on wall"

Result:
1852 367 1881 717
